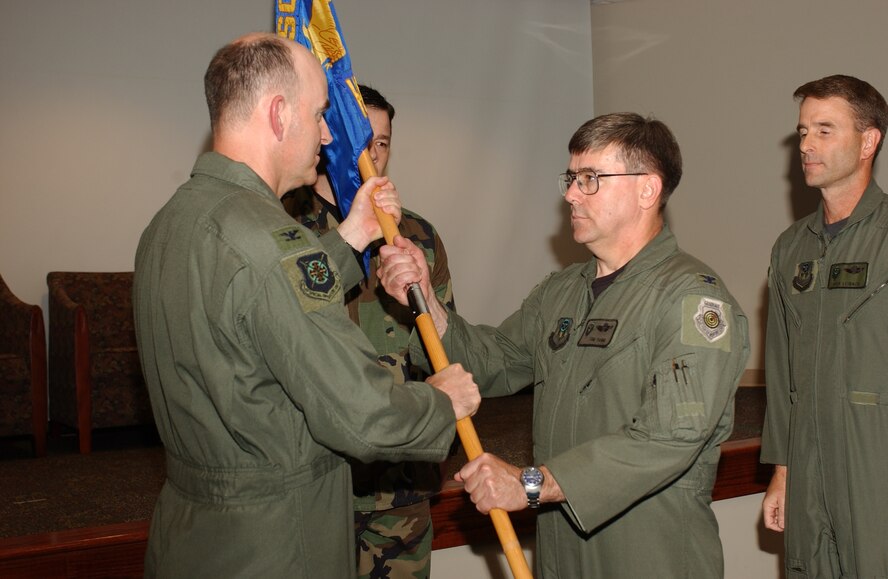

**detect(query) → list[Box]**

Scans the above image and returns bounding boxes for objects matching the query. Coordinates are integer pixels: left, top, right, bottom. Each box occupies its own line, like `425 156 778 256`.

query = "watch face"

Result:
522 467 544 487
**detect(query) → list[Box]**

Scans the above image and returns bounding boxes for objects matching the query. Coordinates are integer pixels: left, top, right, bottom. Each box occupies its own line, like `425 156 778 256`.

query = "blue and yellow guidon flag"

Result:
275 0 372 221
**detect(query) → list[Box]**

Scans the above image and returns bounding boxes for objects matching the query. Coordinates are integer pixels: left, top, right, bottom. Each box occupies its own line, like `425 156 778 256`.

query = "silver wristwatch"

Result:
520 466 544 508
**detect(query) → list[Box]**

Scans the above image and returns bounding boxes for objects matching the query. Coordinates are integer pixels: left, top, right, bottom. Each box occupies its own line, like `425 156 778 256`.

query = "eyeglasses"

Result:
558 170 649 196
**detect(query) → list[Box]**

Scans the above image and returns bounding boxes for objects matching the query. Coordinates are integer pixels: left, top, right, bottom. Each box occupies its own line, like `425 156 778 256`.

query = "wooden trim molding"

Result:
739 368 765 387
0 438 770 577
0 521 149 578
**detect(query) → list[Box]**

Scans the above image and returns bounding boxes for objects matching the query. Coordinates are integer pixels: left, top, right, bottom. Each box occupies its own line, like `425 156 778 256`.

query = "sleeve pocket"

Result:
650 354 707 442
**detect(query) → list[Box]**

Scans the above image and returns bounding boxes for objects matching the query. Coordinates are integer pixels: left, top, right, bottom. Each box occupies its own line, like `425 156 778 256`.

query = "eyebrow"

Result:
797 120 836 132
567 166 600 174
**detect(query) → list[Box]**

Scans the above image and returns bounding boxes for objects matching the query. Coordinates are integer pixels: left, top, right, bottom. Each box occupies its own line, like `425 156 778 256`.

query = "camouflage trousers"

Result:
354 501 433 579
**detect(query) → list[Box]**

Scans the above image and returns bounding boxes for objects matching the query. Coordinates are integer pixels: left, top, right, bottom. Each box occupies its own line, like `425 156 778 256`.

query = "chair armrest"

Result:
47 276 85 358
0 286 35 360
29 305 48 456
47 273 90 431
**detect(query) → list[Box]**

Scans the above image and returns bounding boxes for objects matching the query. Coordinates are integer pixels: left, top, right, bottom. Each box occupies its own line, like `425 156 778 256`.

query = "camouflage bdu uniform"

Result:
284 188 455 579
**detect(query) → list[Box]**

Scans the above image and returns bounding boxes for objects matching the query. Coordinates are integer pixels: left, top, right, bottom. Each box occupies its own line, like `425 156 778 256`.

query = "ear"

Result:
270 95 286 142
861 127 881 161
638 173 663 210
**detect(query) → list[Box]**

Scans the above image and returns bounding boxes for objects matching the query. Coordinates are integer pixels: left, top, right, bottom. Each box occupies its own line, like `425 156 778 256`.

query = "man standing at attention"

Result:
284 84 453 579
378 113 750 578
761 74 888 578
133 33 479 578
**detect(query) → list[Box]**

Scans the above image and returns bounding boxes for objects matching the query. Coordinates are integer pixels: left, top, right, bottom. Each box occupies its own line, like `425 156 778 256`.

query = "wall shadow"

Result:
757 511 787 579
750 281 769 370
549 200 590 268
200 132 214 155
782 133 820 221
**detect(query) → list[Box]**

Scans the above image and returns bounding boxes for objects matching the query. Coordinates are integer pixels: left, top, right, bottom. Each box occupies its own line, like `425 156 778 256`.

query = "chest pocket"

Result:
572 336 647 442
579 335 645 395
840 274 888 396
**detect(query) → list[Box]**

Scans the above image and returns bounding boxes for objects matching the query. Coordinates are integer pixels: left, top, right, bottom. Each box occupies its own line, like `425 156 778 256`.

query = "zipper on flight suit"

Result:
843 277 888 323
811 228 846 532
811 231 832 529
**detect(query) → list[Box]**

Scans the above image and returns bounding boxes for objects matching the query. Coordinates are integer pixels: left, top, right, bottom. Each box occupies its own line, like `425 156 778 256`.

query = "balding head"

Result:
204 32 315 135
202 33 331 196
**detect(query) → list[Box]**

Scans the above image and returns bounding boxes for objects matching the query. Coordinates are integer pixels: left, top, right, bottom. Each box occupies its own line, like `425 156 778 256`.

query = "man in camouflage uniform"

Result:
283 85 454 579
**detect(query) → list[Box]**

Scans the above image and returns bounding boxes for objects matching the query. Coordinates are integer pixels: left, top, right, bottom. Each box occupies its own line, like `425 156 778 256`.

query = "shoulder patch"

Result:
281 250 341 313
271 225 312 252
681 295 731 352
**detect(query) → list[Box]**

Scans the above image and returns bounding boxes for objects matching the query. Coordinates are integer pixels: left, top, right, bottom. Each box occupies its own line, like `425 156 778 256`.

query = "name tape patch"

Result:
577 319 618 348
828 262 868 289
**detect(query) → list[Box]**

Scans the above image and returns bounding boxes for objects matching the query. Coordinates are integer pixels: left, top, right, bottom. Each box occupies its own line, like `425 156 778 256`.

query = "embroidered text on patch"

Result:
827 262 868 289
577 319 618 347
693 298 728 343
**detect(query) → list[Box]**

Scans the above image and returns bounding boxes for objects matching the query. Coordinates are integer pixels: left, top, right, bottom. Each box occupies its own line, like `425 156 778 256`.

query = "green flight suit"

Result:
284 187 455 577
413 226 749 578
134 153 456 579
761 180 888 578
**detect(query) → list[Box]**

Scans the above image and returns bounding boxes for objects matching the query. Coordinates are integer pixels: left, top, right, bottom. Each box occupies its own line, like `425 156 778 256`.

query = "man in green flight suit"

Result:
133 33 480 578
378 113 750 578
283 85 454 579
761 74 888 578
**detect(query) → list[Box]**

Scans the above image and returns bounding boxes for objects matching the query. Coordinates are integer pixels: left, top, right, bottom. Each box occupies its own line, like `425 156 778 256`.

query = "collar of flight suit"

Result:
806 179 886 237
191 152 280 206
580 223 679 287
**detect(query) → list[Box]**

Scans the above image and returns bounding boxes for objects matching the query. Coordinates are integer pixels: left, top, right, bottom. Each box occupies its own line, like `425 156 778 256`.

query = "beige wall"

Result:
590 0 888 369
0 1 272 309
0 0 594 331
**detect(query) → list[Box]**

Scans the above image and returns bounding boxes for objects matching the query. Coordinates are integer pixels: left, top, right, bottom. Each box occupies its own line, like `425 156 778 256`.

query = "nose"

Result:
799 133 812 154
368 142 378 164
320 117 333 146
563 179 582 204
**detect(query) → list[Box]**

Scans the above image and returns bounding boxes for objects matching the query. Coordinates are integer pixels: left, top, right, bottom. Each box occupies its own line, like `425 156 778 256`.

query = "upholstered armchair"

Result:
0 274 48 457
47 272 153 454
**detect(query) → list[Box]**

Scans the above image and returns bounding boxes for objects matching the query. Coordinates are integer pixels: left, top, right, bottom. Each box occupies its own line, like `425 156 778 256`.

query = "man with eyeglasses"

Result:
377 112 750 577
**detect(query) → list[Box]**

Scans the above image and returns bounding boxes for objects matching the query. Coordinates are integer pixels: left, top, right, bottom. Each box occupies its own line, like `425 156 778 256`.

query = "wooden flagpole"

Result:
358 151 533 579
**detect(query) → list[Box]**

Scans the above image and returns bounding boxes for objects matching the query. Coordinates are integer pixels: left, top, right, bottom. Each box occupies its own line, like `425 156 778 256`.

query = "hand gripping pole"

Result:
358 151 532 579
